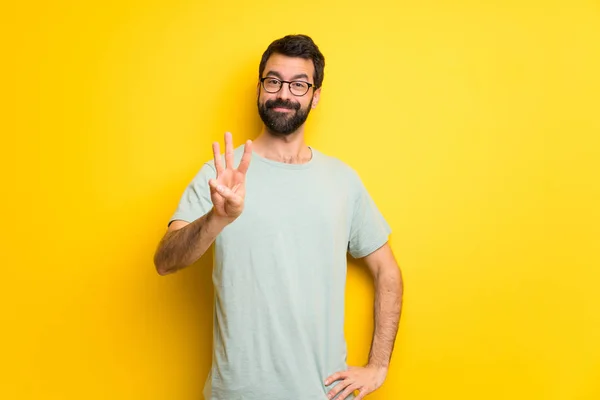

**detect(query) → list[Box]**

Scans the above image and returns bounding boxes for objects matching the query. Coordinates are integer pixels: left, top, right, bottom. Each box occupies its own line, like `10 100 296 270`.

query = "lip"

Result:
272 107 293 112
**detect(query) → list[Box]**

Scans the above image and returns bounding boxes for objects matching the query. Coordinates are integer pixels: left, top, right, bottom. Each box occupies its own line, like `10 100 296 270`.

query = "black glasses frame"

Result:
260 77 316 97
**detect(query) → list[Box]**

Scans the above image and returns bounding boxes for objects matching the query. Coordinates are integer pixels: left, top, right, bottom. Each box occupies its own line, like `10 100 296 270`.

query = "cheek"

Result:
304 97 315 109
258 91 274 105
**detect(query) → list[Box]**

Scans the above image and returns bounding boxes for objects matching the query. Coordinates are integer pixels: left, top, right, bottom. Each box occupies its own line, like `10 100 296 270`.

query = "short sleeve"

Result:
348 171 392 258
168 162 216 226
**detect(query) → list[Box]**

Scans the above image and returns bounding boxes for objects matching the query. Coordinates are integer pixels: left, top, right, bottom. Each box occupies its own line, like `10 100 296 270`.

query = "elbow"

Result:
154 251 175 276
154 261 170 276
377 265 403 291
156 265 173 276
390 266 403 291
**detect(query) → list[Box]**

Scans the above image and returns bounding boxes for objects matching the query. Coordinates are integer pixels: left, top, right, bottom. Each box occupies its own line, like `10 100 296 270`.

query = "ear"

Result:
256 81 261 97
311 87 321 109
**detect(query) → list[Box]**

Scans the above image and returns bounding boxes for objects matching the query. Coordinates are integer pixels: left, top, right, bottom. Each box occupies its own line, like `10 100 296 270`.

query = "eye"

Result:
267 78 280 85
292 81 307 88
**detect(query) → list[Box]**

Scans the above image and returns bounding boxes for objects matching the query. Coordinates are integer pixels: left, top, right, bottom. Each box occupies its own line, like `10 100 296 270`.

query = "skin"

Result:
252 53 320 163
153 53 403 399
324 243 403 399
153 132 252 275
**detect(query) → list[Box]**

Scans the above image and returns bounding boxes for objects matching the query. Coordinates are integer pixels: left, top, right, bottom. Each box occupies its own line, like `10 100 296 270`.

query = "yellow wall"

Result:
3 0 599 399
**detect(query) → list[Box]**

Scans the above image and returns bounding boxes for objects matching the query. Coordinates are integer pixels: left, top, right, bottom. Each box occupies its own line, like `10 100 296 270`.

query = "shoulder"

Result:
313 148 361 181
188 157 217 185
313 149 373 207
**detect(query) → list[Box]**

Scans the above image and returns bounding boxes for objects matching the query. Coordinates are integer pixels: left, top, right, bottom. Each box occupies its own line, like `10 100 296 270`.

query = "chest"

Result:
222 169 353 244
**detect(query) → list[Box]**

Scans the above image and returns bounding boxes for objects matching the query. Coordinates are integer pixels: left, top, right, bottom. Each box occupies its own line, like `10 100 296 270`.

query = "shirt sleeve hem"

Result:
349 234 391 259
168 212 199 226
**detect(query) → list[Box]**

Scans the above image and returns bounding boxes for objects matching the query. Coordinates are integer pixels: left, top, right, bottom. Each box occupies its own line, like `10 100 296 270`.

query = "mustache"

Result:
265 99 301 111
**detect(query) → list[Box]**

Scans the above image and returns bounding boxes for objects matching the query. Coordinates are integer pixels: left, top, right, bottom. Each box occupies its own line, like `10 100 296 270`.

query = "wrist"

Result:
207 208 234 229
366 362 389 374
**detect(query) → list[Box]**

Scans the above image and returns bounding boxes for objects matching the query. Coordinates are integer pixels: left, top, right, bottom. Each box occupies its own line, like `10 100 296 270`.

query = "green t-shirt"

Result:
170 146 391 400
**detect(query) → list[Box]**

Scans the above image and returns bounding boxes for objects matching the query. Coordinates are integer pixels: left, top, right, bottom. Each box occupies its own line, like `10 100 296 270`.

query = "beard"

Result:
257 97 313 136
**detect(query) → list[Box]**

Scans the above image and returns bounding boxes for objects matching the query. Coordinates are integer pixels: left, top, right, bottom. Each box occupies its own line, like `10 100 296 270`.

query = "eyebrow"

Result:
265 71 310 81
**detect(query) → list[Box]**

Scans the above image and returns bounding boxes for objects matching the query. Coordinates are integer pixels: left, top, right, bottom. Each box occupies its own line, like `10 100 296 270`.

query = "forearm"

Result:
154 209 229 275
368 267 403 369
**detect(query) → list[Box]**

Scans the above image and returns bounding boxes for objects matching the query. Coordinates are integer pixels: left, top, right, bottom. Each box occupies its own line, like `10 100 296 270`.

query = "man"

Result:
154 34 403 400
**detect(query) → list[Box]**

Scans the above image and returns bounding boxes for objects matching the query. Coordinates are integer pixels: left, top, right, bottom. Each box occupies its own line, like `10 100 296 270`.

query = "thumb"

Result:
210 180 241 205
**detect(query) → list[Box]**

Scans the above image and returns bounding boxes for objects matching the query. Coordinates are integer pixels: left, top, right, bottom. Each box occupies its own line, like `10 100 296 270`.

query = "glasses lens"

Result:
263 78 282 93
290 81 309 96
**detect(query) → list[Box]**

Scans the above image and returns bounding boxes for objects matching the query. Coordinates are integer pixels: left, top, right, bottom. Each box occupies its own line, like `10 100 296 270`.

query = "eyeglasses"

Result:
260 77 315 97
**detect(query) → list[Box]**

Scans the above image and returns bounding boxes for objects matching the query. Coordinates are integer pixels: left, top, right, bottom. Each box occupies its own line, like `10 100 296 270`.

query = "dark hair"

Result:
258 34 325 89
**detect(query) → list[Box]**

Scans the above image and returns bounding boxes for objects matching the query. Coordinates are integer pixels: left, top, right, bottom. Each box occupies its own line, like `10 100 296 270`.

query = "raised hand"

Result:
208 132 252 223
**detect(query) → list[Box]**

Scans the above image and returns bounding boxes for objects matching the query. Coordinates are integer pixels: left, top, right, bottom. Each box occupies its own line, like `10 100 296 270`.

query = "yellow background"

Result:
2 0 599 399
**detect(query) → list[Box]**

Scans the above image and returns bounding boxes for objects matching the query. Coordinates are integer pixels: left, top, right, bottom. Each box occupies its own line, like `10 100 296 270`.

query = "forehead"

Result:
263 53 314 81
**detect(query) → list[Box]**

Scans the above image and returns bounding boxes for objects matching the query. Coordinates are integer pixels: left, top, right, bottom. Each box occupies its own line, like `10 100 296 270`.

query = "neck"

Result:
253 125 312 164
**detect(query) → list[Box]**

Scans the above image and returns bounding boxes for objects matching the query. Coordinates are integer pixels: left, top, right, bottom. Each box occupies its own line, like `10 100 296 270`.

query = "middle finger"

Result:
327 379 352 399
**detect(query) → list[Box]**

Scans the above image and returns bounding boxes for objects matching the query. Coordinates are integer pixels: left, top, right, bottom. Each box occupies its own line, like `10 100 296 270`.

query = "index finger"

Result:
324 370 348 386
236 140 253 175
212 142 223 175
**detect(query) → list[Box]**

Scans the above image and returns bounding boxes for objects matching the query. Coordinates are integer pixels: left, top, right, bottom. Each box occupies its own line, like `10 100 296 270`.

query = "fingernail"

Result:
217 185 224 192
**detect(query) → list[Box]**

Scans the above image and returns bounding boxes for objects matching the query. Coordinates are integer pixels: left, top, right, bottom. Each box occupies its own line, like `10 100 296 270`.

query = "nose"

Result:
276 83 293 101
